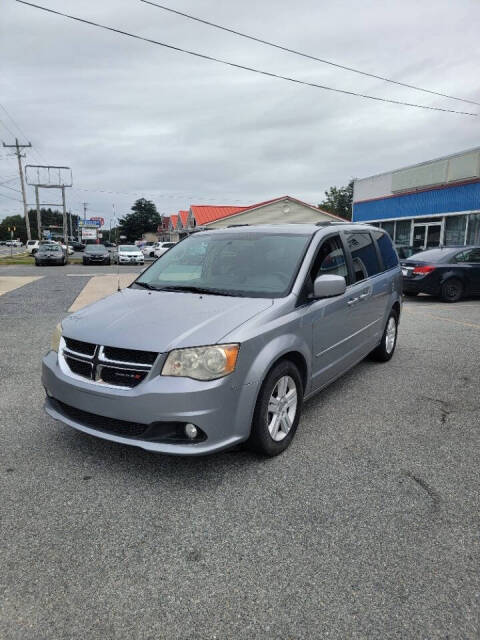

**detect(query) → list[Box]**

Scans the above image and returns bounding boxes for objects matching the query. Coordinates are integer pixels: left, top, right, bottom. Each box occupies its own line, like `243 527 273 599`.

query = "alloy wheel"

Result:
385 316 397 354
267 375 298 442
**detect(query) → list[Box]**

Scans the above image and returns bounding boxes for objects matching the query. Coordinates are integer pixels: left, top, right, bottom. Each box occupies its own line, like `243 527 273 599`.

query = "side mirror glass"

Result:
313 274 346 299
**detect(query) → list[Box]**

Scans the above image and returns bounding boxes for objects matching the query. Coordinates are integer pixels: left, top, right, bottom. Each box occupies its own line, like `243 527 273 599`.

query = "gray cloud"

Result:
1 0 479 223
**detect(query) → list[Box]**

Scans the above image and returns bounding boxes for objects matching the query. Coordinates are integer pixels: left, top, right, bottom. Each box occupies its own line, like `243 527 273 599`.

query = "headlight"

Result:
161 344 239 381
50 323 62 353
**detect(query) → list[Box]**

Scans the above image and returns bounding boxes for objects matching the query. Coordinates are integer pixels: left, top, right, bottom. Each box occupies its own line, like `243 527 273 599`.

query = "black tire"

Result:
83 260 87 265
32 249 37 255
106 259 111 265
440 278 463 303
370 309 398 362
35 261 41 267
404 291 418 297
62 258 66 266
248 360 303 456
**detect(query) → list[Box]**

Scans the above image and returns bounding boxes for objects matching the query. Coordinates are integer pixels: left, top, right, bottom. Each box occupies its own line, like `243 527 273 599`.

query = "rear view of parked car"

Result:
43 222 402 458
83 244 111 265
35 244 66 266
153 241 176 258
401 246 480 301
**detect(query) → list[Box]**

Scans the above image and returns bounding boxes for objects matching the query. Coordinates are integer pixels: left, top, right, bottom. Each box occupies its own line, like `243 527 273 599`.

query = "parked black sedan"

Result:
82 243 111 265
35 244 66 266
401 246 480 302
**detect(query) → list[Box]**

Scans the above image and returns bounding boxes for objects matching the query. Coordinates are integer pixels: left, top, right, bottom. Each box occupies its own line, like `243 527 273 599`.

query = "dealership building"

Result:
352 147 480 250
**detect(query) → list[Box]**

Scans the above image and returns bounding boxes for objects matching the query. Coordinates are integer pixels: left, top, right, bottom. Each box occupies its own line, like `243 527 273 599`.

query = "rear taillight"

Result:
413 265 436 275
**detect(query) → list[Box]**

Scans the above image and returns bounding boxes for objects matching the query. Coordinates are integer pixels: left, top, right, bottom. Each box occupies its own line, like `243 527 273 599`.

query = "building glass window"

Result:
382 221 395 239
444 215 467 246
395 220 411 245
467 213 480 245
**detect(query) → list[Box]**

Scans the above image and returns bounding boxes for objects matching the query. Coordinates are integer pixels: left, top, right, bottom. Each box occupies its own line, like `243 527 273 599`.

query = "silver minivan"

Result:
43 223 402 456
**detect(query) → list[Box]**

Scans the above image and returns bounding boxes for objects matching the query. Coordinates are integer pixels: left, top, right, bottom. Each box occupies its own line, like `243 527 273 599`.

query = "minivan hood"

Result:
62 287 273 352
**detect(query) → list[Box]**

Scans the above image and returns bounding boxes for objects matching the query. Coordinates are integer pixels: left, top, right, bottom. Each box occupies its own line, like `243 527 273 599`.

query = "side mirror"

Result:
312 274 346 299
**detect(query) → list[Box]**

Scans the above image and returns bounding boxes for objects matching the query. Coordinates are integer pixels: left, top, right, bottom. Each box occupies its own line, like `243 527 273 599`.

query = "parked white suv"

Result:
27 240 40 254
153 241 176 258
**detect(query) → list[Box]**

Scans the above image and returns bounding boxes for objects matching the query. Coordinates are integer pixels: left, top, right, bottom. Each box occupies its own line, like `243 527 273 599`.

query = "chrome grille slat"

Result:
60 337 159 389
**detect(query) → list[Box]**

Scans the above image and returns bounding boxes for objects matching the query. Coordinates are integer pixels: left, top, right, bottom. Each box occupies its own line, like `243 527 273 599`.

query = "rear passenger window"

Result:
346 232 381 282
455 248 480 263
372 230 399 270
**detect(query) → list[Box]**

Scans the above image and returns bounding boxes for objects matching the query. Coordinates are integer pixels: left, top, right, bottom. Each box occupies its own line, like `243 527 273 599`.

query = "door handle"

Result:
347 297 359 306
359 292 370 300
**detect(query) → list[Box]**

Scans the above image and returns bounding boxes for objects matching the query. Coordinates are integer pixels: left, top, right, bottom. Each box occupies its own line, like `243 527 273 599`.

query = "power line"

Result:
16 1 478 117
0 183 21 193
0 191 22 202
0 118 18 139
0 176 19 185
0 102 49 165
141 0 480 108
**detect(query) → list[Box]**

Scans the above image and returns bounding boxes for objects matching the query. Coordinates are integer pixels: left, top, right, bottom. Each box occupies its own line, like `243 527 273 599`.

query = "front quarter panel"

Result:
227 300 313 396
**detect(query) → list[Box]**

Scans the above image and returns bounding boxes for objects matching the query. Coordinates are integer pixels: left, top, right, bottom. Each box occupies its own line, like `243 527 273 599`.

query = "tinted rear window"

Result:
345 232 381 282
372 230 398 270
408 248 453 262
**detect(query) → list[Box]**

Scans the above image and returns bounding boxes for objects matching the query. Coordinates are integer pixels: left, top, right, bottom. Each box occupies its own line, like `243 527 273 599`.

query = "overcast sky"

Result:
1 0 479 225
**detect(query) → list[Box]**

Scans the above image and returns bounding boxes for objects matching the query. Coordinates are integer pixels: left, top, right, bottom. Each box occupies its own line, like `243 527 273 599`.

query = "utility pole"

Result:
34 185 42 239
83 202 88 220
61 186 68 264
68 209 73 239
2 138 32 242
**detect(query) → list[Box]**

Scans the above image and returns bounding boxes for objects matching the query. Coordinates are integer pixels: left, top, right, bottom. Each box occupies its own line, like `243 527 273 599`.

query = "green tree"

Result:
0 209 81 242
318 180 354 221
118 198 161 241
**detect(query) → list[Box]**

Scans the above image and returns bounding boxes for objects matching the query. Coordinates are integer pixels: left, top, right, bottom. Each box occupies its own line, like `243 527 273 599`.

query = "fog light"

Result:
185 423 198 439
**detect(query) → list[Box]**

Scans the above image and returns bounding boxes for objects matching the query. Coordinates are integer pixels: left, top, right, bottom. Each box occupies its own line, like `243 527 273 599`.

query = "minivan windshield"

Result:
134 232 311 298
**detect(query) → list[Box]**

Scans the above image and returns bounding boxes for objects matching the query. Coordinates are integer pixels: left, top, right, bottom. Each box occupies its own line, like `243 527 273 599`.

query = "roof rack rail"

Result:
227 224 250 228
315 221 348 227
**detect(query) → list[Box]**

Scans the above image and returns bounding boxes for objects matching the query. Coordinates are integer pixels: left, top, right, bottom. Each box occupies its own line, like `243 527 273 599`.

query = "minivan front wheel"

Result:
370 310 398 362
248 360 303 456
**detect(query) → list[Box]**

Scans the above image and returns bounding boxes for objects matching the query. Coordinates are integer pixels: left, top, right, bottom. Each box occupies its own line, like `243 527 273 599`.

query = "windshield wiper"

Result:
132 281 162 291
159 285 239 296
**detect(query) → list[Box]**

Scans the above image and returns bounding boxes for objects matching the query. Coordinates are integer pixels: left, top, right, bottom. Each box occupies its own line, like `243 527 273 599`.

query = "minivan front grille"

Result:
102 346 157 365
61 337 159 388
64 337 96 356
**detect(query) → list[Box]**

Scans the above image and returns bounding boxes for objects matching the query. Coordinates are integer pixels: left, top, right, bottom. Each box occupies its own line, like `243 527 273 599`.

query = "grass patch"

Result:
0 255 83 265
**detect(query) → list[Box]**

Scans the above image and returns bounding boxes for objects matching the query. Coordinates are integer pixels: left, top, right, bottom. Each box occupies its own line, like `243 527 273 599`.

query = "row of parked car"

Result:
32 239 178 266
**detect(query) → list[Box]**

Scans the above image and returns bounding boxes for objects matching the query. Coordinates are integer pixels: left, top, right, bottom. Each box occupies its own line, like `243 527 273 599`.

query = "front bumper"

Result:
118 257 144 264
42 350 258 455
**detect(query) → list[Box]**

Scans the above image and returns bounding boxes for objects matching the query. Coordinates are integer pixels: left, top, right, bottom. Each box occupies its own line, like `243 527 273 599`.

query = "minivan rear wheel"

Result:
248 360 303 456
370 310 398 362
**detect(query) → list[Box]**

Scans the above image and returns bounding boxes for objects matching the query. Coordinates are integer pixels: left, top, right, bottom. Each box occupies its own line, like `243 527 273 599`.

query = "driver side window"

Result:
306 235 350 296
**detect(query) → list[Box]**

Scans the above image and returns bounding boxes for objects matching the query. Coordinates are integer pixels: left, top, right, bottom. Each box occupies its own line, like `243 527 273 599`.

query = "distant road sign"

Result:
79 219 101 227
81 228 97 240
90 216 105 227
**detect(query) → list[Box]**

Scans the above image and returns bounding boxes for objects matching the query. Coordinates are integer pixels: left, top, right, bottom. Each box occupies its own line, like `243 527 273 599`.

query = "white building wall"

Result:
353 172 393 203
206 199 336 228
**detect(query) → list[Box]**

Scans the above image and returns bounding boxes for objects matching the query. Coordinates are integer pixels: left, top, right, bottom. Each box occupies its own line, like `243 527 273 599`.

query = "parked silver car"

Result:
43 223 402 456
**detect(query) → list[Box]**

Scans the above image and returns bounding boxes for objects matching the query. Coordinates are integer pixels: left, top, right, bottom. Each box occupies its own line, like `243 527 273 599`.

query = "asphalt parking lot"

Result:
1 266 479 639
